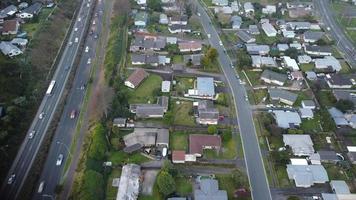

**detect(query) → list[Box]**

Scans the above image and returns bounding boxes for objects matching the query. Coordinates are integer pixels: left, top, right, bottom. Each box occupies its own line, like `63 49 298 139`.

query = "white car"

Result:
7 174 15 184
207 34 211 38
56 154 64 166
74 27 78 32
78 17 81 22
87 3 90 7
39 112 45 119
74 37 79 43
29 130 36 139
87 58 91 64
219 40 223 46
85 46 89 53
197 12 201 16
38 181 45 193
92 20 96 25
69 41 73 46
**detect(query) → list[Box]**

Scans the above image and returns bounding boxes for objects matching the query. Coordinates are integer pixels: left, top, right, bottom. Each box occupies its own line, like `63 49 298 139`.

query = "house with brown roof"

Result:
178 41 202 52
2 19 19 35
172 150 186 163
189 134 221 157
124 68 149 89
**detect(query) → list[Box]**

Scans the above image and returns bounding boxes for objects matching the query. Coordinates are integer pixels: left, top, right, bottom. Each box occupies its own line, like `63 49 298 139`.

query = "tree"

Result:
162 160 178 177
163 111 174 125
335 99 354 113
147 0 162 12
157 171 176 196
206 47 218 61
284 47 298 60
185 3 192 18
88 123 107 161
236 49 252 69
79 170 105 200
270 150 290 165
207 125 218 134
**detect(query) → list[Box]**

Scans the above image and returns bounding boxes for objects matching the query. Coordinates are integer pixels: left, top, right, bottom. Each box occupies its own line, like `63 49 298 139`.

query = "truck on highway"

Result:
46 80 56 95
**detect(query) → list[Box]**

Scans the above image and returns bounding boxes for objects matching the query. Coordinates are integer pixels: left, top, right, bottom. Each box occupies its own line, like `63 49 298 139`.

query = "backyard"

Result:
171 100 195 126
170 131 189 151
129 74 162 104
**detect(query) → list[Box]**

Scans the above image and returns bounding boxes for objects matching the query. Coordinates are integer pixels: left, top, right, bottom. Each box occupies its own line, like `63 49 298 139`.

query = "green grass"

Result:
108 151 149 165
331 2 356 43
175 77 195 95
324 163 348 180
251 89 267 105
340 60 351 74
275 165 291 188
300 112 323 133
129 74 162 104
204 130 237 159
316 90 337 107
106 169 122 200
138 181 163 200
215 174 250 200
22 8 53 39
300 63 314 72
170 131 189 151
175 177 193 196
172 55 183 64
172 101 195 126
255 33 281 45
244 70 262 86
294 91 311 107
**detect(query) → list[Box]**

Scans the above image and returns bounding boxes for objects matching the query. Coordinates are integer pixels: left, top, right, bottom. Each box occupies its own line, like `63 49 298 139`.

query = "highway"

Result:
193 1 272 199
315 0 356 67
0 0 95 199
32 0 106 199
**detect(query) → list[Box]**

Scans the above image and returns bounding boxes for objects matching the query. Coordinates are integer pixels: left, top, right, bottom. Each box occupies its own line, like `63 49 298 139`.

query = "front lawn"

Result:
175 176 193 196
108 151 149 165
170 131 189 151
316 90 337 107
106 169 122 200
174 77 195 95
172 101 195 126
216 173 250 200
204 130 237 159
129 74 162 104
300 113 323 133
300 63 314 72
244 70 262 86
172 55 183 64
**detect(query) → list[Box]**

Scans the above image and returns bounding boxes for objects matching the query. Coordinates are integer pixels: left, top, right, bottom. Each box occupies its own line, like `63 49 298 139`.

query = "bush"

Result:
335 99 354 113
79 170 105 200
157 171 176 197
88 123 107 161
207 125 218 134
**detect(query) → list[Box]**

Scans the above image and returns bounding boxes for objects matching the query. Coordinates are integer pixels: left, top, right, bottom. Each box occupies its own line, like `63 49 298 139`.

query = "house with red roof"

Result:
189 134 221 157
124 68 149 89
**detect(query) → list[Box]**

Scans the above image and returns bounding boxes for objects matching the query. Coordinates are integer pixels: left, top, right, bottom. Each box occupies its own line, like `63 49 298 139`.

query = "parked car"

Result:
56 154 64 166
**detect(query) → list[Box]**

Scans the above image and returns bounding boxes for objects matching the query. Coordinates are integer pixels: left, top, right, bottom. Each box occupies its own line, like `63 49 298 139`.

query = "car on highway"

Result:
38 181 45 193
7 174 15 184
70 110 76 119
94 34 98 39
78 17 81 22
219 40 223 46
85 46 89 52
56 154 64 166
39 112 45 120
87 3 90 7
75 37 79 43
207 34 211 38
69 41 73 46
93 20 96 25
197 12 201 16
87 58 91 64
65 65 70 71
29 130 36 139
245 95 248 101
74 27 78 32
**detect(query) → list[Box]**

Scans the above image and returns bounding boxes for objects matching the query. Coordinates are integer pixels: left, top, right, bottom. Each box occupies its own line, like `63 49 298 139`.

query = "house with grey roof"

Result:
317 151 340 163
195 100 219 125
116 164 141 200
274 111 302 129
10 38 28 47
251 56 277 68
236 30 255 43
301 100 316 109
328 107 349 127
304 45 332 56
0 5 18 17
134 12 148 27
184 54 203 66
330 180 351 194
0 42 22 57
246 44 270 55
260 70 287 86
326 74 352 89
159 13 169 24
268 88 298 105
261 22 277 37
299 108 314 119
303 31 324 43
244 2 254 17
113 118 127 128
287 22 311 30
130 96 169 118
187 77 215 100
212 0 228 6
19 2 42 19
123 128 169 148
287 164 328 187
248 25 260 35
315 56 341 72
298 55 312 64
277 44 289 52
283 134 314 156
194 179 228 200
333 90 356 105
231 15 242 29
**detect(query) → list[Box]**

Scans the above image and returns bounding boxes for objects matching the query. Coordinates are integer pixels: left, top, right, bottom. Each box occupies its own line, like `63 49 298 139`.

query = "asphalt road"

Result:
193 1 272 199
315 0 356 67
0 0 95 199
32 0 106 199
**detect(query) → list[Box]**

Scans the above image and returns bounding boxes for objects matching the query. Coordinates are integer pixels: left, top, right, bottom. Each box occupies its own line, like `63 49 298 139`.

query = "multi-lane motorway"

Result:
0 0 95 199
315 0 356 67
193 1 272 199
32 0 106 198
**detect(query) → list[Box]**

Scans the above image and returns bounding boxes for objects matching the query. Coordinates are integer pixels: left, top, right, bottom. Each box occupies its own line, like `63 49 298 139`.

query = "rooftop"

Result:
189 134 221 155
194 179 228 200
116 164 141 200
197 77 215 97
283 134 314 156
261 69 287 84
274 110 302 129
287 164 328 187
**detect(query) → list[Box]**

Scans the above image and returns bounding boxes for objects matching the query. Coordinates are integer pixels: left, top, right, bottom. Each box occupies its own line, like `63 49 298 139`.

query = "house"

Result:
123 128 169 149
131 54 168 66
166 36 177 44
189 134 221 157
315 56 341 72
248 25 260 35
290 43 302 50
261 22 277 37
287 22 311 31
236 30 255 43
129 34 166 52
231 1 239 12
260 70 287 86
330 180 351 194
0 42 22 57
124 68 149 89
159 13 169 24
19 2 42 19
333 90 356 105
168 24 191 34
262 5 276 14
277 44 289 52
283 134 314 156
299 108 314 119
326 74 352 89
301 100 316 109
113 118 127 128
135 0 146 5
246 44 270 55
10 38 28 47
130 96 169 118
170 15 188 25
161 81 171 93
306 71 317 81
304 45 332 56
231 15 242 29
172 151 186 164
308 153 321 165
251 56 277 68
116 164 141 200
212 0 228 6
196 100 219 125
282 29 296 38
291 71 303 80
274 111 302 129
178 41 202 52
0 5 18 17
214 6 233 15
184 54 203 66
283 56 299 71
268 88 298 106
303 31 324 43
134 12 148 27
298 55 312 64
328 107 349 127
244 2 254 16
286 164 328 187
187 77 215 100
2 19 19 35
317 151 340 163
19 2 29 9
194 179 228 200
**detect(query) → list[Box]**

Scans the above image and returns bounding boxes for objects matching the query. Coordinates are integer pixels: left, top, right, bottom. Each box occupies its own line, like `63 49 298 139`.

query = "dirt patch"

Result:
141 170 159 195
